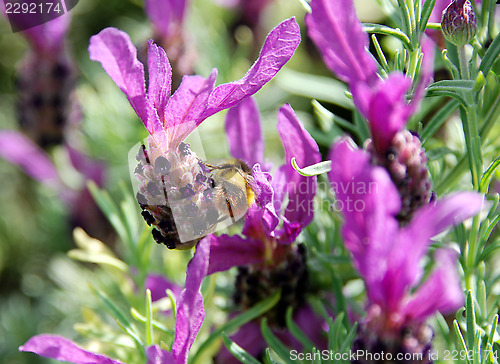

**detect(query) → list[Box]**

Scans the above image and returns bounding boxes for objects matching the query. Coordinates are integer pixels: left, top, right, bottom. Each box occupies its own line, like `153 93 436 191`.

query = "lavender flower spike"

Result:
328 139 483 360
89 19 300 249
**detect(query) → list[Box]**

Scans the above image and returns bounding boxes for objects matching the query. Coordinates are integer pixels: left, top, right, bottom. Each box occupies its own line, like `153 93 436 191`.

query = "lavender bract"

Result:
89 19 300 249
206 98 326 361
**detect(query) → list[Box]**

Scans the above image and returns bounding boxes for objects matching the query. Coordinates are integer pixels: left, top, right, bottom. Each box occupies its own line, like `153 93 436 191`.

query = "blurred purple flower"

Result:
215 0 274 26
0 130 108 237
209 100 321 275
306 0 435 155
89 18 300 148
328 139 483 356
20 236 211 364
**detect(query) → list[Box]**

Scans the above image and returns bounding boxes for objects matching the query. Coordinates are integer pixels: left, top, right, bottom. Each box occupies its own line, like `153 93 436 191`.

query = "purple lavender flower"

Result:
215 0 274 28
306 0 436 221
441 0 478 46
20 236 211 364
144 0 193 82
0 131 109 238
89 19 300 249
328 139 483 361
0 8 77 147
206 99 326 361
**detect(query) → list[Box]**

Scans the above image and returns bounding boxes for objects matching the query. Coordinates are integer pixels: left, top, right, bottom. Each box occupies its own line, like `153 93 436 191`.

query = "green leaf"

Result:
466 291 477 352
479 32 500 76
363 24 412 50
261 318 295 364
427 79 477 93
312 100 358 135
487 314 498 349
371 34 390 74
291 158 331 177
145 289 153 347
425 147 458 161
420 0 438 33
421 100 460 144
90 285 143 347
339 322 358 355
130 307 172 335
276 69 352 109
222 333 262 364
454 320 472 364
264 348 280 364
191 291 280 364
480 157 500 193
426 89 469 107
285 307 316 351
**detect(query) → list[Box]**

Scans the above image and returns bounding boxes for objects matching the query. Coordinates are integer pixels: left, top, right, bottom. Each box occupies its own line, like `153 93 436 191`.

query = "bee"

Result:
203 159 256 223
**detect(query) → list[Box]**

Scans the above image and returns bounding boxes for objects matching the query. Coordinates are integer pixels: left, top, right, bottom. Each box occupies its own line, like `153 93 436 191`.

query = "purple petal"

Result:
404 249 464 322
89 28 161 134
4 10 70 54
203 17 301 117
399 192 483 266
145 274 183 302
146 345 175 364
328 139 400 293
147 40 172 122
363 73 413 154
163 71 217 147
271 164 288 215
305 0 378 86
19 334 123 364
383 192 482 310
145 0 187 39
225 97 264 168
277 104 321 229
171 236 210 364
0 131 60 185
247 164 279 232
208 234 265 275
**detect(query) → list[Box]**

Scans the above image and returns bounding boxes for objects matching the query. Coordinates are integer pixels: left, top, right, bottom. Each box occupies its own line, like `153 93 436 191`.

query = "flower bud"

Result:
441 0 478 46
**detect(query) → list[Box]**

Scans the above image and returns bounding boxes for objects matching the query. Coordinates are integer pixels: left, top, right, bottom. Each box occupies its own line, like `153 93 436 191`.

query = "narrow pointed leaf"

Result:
291 158 331 176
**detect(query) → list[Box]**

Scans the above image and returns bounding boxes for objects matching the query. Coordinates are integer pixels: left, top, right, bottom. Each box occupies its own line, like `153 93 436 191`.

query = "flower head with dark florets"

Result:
89 19 300 249
329 139 483 362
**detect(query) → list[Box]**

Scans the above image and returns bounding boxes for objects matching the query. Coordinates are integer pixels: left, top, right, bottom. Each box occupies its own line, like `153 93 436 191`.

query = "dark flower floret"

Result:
178 142 191 156
154 156 171 174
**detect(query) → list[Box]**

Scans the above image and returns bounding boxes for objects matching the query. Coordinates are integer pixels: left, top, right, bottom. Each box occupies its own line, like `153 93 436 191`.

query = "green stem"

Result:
458 46 469 79
408 48 420 81
457 45 483 190
434 94 499 195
